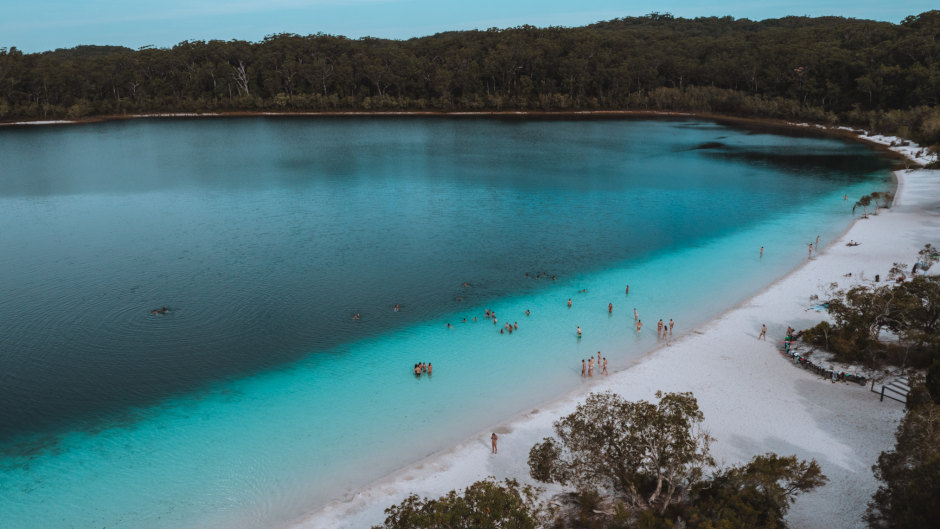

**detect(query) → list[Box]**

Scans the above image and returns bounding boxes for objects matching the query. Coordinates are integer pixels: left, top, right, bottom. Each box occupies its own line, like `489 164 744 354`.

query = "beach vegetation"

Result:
916 243 939 273
525 391 827 528
528 391 714 514
854 194 875 216
680 453 827 529
865 402 940 529
803 273 940 368
1 12 939 151
371 478 551 529
887 262 908 281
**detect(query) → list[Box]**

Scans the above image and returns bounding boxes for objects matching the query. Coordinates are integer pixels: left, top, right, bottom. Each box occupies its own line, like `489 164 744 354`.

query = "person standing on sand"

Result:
759 324 767 340
491 433 498 454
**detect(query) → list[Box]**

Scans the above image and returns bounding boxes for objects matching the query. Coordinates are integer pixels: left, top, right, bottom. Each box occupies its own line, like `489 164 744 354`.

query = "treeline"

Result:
1 11 939 148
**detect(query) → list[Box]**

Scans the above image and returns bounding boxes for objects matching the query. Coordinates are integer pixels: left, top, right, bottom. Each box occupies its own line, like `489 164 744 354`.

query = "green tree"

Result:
684 454 828 529
866 403 940 529
528 391 714 513
371 478 550 529
805 273 940 367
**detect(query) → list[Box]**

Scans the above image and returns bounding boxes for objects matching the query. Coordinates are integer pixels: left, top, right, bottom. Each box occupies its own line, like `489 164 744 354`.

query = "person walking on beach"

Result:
759 324 767 340
491 433 498 454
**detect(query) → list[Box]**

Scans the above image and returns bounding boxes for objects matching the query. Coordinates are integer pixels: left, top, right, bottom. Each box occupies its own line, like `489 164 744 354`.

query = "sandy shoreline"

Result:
292 143 938 528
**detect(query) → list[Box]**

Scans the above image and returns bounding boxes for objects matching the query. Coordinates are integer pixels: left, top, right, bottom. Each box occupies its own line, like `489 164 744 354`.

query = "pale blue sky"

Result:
0 1 935 53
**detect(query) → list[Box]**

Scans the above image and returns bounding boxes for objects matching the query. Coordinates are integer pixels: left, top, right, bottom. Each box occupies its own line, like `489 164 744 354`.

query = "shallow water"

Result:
0 117 893 528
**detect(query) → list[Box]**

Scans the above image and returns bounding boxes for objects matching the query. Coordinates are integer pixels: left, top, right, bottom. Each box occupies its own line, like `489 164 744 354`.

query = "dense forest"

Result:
1 11 939 150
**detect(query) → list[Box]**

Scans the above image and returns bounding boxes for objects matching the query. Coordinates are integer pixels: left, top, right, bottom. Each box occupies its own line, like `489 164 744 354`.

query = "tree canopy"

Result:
371 478 550 529
528 391 715 513
803 265 940 368
684 453 827 529
1 11 939 149
866 402 940 529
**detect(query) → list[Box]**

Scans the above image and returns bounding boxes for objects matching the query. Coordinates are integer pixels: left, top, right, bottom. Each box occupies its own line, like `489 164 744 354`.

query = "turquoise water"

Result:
0 118 892 528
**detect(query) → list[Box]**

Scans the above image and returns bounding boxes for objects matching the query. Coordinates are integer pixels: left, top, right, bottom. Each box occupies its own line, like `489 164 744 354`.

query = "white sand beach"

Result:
295 140 938 529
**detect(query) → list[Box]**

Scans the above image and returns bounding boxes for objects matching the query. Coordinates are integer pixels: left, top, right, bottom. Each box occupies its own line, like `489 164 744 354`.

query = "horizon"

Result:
0 1 936 54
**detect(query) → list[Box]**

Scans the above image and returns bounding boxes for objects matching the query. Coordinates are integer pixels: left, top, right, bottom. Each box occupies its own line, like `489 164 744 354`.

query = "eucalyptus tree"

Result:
528 390 714 513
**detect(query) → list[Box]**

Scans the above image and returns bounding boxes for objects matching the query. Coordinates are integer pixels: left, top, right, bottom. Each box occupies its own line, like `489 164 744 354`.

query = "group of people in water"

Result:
408 281 684 379
413 362 432 377
581 351 609 376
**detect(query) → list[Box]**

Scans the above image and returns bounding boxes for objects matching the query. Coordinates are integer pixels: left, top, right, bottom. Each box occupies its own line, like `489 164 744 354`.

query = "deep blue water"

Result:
0 117 893 529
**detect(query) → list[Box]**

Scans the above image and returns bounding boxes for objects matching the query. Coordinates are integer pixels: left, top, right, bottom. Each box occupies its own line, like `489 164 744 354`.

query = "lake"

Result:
0 117 894 529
